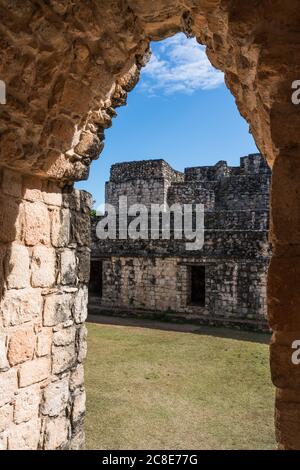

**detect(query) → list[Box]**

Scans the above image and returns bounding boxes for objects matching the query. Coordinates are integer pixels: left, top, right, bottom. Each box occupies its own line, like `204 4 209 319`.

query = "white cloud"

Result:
140 34 224 95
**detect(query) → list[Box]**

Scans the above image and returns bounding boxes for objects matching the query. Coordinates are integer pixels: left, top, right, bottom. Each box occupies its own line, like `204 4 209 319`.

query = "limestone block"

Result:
31 246 56 288
0 197 23 243
77 325 87 363
19 357 51 388
77 248 91 283
72 390 86 423
72 212 91 247
60 249 77 285
0 368 18 407
8 325 35 366
24 201 50 246
49 117 76 152
0 432 7 450
42 377 69 417
14 384 41 424
23 176 43 202
2 169 22 198
42 181 63 207
0 334 9 371
0 245 6 293
51 208 70 247
5 243 30 289
69 429 85 450
61 77 92 114
36 328 52 357
52 343 76 374
8 418 41 450
73 286 88 324
0 403 13 433
53 326 76 347
74 131 102 160
43 292 73 326
69 364 84 392
1 288 42 327
43 416 69 450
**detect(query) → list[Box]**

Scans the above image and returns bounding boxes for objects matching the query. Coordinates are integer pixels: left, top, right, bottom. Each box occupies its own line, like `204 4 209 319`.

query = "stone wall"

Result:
91 155 271 330
0 169 91 450
98 256 268 330
106 159 184 208
0 0 300 450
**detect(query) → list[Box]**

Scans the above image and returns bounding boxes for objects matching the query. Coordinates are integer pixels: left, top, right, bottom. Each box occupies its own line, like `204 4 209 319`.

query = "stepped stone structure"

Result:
90 155 271 330
0 0 300 450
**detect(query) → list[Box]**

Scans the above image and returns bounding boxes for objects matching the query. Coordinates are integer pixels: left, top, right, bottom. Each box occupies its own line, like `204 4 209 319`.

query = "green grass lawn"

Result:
85 321 276 450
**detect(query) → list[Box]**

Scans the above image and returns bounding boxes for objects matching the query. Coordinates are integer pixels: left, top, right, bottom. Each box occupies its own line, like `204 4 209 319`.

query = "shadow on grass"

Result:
87 313 271 345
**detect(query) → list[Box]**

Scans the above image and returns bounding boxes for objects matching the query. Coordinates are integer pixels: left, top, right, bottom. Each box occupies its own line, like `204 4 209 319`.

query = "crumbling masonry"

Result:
1 0 300 450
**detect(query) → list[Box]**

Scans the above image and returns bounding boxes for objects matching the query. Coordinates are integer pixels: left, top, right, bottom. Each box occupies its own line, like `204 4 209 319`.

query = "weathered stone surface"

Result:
0 403 13 433
60 249 77 285
31 246 56 287
8 326 35 366
19 357 51 388
92 156 270 329
0 0 299 450
2 170 22 198
72 213 91 247
36 328 52 357
77 326 87 364
0 245 6 296
69 429 85 450
52 343 76 375
0 334 9 372
73 287 88 324
23 176 43 202
0 171 91 448
43 292 72 327
1 288 42 327
77 249 91 283
14 384 41 424
0 432 7 450
5 244 30 289
43 416 69 450
0 197 23 243
42 378 69 417
24 201 50 246
8 419 41 450
72 390 86 423
53 327 76 347
0 368 18 407
42 182 63 207
70 364 84 392
51 208 70 247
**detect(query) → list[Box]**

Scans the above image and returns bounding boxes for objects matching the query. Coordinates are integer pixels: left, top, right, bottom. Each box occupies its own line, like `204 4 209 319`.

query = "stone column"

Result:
0 169 91 449
269 150 300 449
267 74 300 447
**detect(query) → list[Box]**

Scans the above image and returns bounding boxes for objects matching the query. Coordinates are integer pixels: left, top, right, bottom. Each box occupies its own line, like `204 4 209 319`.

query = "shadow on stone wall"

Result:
0 169 92 449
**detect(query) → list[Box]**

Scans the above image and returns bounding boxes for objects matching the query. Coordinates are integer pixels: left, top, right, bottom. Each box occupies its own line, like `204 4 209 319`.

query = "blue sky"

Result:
76 34 258 208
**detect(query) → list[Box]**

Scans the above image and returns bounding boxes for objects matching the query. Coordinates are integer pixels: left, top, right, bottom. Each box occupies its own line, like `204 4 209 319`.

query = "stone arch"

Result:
0 0 300 450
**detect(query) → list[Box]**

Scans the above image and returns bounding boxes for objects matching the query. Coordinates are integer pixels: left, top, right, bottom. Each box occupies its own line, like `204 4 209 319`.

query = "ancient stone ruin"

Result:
0 0 300 450
90 155 271 331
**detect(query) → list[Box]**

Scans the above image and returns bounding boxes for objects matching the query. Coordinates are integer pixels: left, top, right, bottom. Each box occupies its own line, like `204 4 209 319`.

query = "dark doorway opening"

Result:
89 259 103 298
190 265 206 306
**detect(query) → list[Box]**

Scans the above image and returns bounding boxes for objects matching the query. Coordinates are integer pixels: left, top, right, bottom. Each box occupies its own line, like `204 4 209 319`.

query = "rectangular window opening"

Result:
190 265 206 306
89 259 103 298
